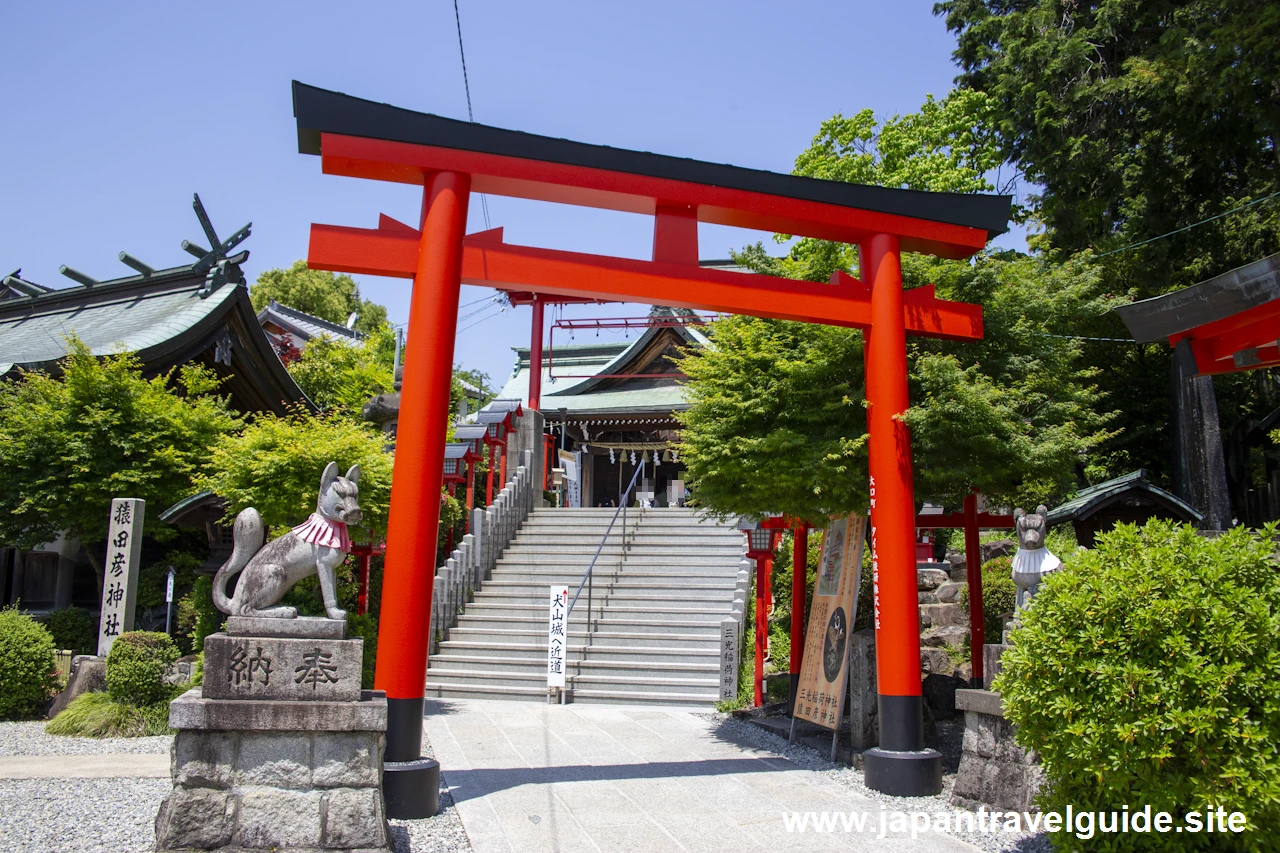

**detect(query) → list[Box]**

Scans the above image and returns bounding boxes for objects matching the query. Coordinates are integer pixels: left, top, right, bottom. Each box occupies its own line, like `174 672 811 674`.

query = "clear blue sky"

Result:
1 0 1016 388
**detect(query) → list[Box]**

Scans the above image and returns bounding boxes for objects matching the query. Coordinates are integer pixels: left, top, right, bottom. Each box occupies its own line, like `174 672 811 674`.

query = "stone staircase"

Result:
423 506 745 705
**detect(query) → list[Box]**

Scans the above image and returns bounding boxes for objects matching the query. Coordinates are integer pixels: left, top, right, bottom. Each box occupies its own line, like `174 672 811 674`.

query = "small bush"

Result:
346 613 378 690
996 520 1280 851
0 606 58 719
176 576 222 653
959 556 1017 642
41 607 98 655
106 631 179 706
45 691 173 738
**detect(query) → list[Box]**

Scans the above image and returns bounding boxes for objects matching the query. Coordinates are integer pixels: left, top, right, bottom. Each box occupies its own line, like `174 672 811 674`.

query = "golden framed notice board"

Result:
793 513 867 730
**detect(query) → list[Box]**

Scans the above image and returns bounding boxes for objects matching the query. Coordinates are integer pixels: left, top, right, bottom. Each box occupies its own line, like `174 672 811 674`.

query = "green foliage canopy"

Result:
678 92 1116 522
0 340 240 559
287 325 396 419
252 261 389 337
198 412 394 537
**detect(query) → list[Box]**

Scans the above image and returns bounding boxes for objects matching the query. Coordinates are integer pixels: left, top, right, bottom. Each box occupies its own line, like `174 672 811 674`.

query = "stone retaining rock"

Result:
47 655 106 719
936 581 965 603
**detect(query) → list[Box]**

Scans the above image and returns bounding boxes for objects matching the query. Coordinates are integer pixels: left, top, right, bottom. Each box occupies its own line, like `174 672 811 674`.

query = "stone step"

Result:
453 614 725 635
446 627 723 649
428 655 719 679
495 554 740 567
436 641 720 663
473 589 736 604
421 681 716 707
465 602 735 620
487 568 740 582
480 579 738 594
503 544 744 556
423 666 719 694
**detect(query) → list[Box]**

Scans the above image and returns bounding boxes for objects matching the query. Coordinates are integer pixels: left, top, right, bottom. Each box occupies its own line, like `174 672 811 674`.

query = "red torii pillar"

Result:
376 171 470 816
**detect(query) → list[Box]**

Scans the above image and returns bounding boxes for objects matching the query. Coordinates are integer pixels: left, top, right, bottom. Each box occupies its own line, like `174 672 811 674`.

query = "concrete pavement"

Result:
422 698 982 852
0 753 169 779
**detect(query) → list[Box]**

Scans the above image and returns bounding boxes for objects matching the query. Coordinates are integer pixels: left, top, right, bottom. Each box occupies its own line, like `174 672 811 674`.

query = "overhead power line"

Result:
1095 190 1280 259
452 0 491 230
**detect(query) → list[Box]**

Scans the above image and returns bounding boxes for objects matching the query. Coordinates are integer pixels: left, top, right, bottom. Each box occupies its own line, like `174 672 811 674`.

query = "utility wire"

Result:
1095 190 1280 259
456 306 505 336
452 0 491 230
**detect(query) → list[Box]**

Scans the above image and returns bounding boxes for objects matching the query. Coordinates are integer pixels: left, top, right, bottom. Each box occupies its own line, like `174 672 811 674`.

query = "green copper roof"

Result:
0 270 238 374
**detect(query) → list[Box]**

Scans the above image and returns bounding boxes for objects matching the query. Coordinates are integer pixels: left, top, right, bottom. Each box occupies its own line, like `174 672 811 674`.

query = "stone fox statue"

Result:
213 462 362 620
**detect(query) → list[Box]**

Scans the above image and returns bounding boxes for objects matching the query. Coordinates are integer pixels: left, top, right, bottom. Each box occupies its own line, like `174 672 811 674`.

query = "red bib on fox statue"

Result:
292 512 352 553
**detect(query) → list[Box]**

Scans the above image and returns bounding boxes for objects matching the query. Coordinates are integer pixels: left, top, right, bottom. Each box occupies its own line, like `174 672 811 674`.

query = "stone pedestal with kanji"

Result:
154 619 393 852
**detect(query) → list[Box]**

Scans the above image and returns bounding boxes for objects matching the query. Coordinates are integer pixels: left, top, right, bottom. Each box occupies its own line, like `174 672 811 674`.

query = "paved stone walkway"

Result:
0 753 168 779
423 699 982 853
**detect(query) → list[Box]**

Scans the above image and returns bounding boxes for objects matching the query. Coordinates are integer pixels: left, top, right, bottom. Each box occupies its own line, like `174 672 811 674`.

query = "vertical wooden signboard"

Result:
97 498 145 657
792 514 866 754
547 585 568 691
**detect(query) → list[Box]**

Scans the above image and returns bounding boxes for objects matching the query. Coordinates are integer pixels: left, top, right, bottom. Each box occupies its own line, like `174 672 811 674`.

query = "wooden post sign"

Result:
793 514 866 734
97 498 145 657
547 585 568 690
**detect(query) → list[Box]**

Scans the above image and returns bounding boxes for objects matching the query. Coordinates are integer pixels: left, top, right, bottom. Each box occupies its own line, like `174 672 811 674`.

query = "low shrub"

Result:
0 605 57 719
41 606 98 655
45 691 173 738
996 520 1280 852
959 556 1017 642
106 631 179 706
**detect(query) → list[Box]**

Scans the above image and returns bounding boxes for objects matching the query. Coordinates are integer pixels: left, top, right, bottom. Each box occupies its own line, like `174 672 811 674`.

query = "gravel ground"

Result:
0 777 171 853
700 712 1052 853
0 720 470 853
0 721 172 756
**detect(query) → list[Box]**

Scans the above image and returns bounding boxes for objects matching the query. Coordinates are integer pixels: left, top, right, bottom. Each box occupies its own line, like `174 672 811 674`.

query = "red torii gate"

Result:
292 81 1011 809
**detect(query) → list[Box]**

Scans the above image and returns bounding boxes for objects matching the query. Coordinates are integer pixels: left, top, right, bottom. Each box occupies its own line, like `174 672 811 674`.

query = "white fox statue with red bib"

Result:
212 462 361 621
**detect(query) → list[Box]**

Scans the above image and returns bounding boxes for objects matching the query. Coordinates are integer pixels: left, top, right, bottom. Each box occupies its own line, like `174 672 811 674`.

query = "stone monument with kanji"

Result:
154 463 394 852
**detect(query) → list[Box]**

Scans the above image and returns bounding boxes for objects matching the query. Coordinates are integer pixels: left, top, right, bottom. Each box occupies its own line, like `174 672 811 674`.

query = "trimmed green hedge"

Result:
106 631 179 706
41 606 97 655
0 606 57 719
996 520 1280 851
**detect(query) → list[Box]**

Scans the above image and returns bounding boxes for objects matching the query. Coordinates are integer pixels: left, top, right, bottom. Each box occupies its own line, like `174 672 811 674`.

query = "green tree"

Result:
679 93 1115 522
0 340 239 583
935 0 1280 486
287 325 395 419
252 261 390 336
198 412 394 537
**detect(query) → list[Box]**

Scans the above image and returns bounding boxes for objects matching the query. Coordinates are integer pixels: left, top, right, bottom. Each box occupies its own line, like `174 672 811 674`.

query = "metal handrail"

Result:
566 456 646 623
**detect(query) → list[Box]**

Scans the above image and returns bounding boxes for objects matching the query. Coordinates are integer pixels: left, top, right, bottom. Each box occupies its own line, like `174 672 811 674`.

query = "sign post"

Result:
790 514 866 760
546 585 568 701
165 565 176 635
97 498 145 657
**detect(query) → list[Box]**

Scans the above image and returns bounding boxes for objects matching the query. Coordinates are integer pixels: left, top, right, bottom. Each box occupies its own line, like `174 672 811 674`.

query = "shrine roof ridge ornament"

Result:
291 81 1012 257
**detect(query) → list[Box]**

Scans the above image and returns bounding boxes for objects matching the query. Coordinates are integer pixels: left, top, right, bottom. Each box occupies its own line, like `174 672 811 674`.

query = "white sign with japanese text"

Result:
97 498 145 657
547 585 569 688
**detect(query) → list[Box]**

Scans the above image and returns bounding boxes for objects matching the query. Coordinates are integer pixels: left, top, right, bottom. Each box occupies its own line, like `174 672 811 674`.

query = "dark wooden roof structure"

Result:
0 197 313 415
1046 470 1203 547
1116 252 1280 375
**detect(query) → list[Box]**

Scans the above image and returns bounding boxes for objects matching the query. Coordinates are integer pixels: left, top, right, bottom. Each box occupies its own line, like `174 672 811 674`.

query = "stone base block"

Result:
203 633 363 702
157 694 391 852
951 689 1043 812
227 616 347 640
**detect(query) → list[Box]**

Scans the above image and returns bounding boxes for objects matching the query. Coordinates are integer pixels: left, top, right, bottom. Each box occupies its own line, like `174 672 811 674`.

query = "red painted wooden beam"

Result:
317 133 992 259
915 512 1015 529
308 224 984 341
